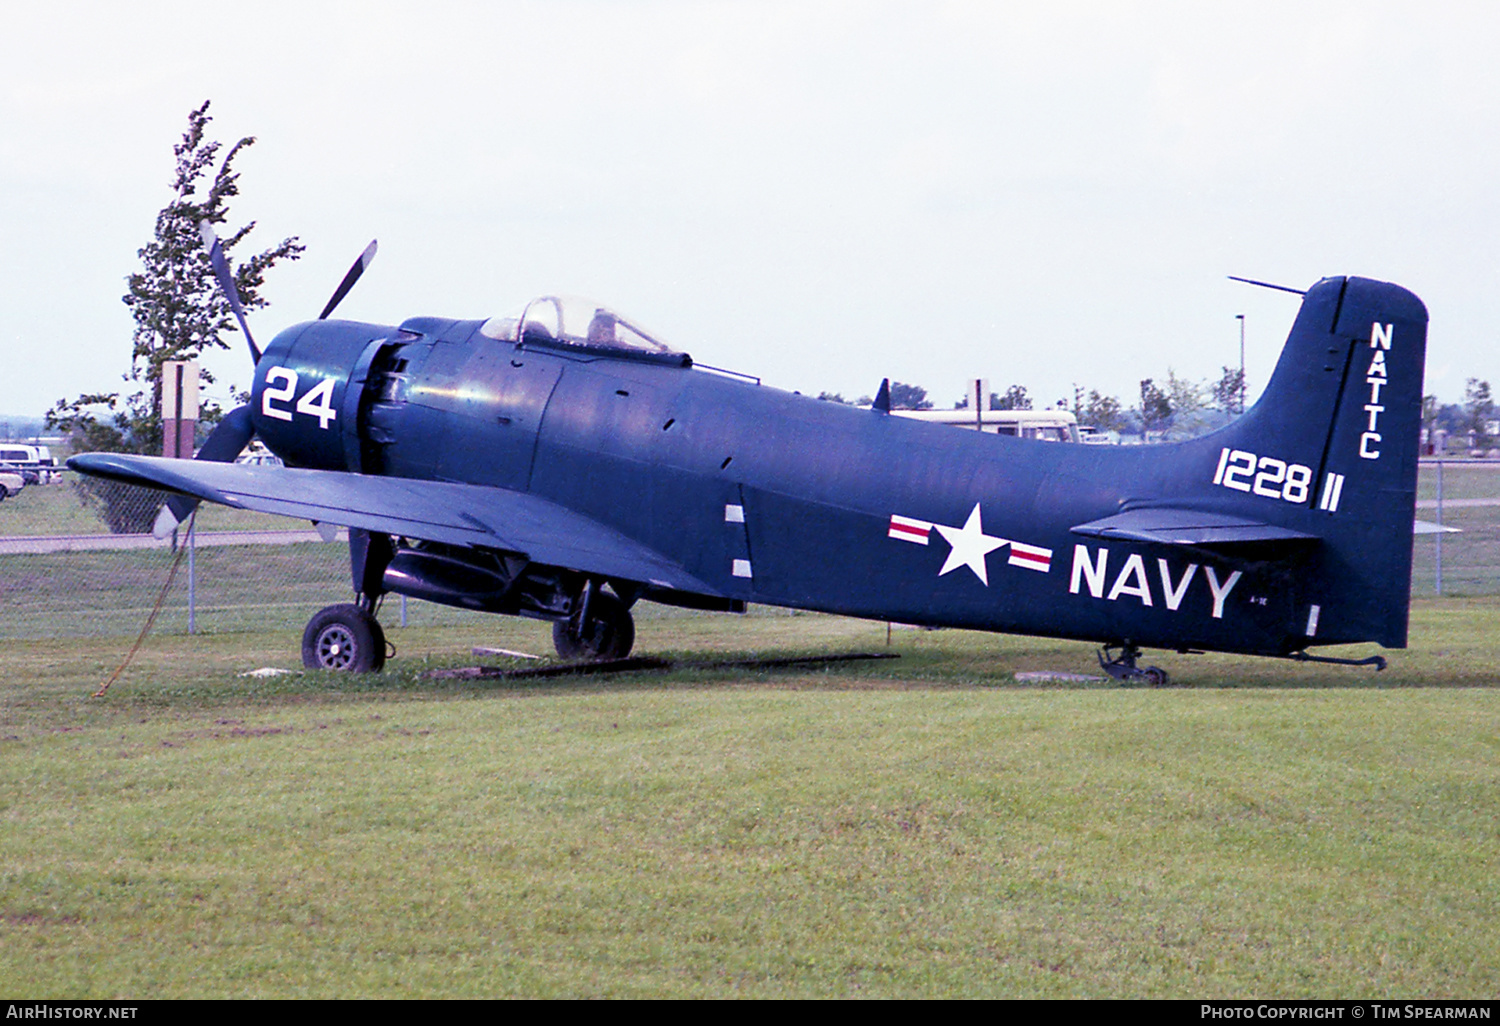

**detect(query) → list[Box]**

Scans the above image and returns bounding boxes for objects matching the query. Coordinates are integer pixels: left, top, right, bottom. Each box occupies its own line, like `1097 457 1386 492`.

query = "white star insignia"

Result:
933 502 1008 585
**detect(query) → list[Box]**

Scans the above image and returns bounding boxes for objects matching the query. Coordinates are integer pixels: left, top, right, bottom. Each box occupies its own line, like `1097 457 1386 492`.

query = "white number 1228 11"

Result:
1212 447 1311 504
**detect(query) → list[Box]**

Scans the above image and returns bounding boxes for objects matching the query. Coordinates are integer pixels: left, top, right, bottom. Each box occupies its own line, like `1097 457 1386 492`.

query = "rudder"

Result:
1210 276 1429 648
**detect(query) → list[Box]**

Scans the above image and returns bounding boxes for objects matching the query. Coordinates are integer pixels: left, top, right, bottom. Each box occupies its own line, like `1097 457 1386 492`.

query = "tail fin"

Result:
1205 276 1428 648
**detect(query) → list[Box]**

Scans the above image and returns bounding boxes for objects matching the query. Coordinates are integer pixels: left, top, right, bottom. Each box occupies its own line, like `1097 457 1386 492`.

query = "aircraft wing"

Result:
66 453 719 595
1069 507 1320 546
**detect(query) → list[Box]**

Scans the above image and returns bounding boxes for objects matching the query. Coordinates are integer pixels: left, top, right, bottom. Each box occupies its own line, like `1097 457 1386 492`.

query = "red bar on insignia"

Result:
888 514 932 545
1007 542 1052 572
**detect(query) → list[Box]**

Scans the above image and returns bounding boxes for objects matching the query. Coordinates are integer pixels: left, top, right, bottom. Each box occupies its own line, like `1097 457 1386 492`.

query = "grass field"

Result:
1415 459 1500 503
1412 504 1500 596
1 601 1496 998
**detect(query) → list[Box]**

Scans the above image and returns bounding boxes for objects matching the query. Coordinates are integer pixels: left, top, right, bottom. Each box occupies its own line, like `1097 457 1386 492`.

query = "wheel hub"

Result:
316 625 358 670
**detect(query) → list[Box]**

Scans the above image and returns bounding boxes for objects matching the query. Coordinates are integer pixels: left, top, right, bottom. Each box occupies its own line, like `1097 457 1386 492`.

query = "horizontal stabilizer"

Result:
1414 519 1461 535
67 453 718 596
1070 507 1320 546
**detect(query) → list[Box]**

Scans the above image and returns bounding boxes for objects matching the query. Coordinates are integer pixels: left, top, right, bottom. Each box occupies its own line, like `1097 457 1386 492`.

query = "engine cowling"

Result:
251 319 407 471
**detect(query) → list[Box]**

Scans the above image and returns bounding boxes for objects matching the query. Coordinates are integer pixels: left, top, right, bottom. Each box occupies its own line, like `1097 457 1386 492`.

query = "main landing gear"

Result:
303 602 388 673
1097 644 1171 687
300 580 636 672
301 528 638 671
552 587 635 661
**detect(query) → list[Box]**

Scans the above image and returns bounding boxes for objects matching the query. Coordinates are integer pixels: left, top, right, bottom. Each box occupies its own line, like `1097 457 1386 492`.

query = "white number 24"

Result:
261 367 338 430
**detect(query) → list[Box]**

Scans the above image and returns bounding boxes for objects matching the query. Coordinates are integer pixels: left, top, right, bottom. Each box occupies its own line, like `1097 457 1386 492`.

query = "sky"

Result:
3 0 1498 422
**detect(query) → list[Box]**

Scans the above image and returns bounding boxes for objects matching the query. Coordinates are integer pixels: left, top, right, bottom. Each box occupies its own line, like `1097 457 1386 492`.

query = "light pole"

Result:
1235 314 1246 414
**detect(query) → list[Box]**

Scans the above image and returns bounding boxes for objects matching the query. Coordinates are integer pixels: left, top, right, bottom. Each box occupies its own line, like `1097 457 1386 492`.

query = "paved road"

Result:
0 527 347 555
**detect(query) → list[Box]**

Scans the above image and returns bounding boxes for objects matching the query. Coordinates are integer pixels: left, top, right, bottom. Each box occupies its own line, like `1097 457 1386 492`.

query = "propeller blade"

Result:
155 404 256 537
193 403 256 463
199 221 262 364
319 240 378 320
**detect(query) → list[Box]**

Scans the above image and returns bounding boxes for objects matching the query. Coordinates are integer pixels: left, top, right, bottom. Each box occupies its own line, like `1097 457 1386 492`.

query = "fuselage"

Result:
249 268 1428 660
60 266 1427 675
249 278 1424 660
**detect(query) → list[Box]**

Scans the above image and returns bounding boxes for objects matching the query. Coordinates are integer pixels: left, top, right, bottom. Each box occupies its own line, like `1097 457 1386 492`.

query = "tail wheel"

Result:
302 604 387 672
553 591 635 661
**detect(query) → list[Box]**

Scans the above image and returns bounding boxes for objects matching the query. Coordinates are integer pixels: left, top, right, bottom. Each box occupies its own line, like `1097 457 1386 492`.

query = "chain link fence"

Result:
1 463 1497 642
1411 459 1500 595
0 477 498 641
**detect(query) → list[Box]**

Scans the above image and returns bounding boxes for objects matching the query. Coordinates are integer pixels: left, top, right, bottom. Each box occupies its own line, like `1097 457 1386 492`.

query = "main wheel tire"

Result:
552 592 635 661
302 604 387 672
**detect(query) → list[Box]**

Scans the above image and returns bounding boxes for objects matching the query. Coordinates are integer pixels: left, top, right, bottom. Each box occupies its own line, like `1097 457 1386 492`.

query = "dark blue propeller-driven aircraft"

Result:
70 231 1428 681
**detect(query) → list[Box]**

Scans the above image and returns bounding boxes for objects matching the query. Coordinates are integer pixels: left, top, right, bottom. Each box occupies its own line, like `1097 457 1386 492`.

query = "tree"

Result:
47 101 303 531
992 384 1032 411
1138 378 1173 438
1210 365 1247 414
1465 378 1494 453
50 101 302 456
1081 389 1125 432
1165 368 1210 438
888 382 933 410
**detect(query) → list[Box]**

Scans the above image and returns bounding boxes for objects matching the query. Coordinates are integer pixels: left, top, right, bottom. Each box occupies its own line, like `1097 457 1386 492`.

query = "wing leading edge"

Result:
66 453 718 596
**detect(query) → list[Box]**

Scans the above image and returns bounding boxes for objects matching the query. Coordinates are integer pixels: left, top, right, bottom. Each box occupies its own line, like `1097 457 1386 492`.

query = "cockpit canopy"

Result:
480 296 681 358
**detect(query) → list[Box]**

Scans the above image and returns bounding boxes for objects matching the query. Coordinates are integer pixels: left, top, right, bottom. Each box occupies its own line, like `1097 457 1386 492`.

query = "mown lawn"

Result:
1 602 1496 998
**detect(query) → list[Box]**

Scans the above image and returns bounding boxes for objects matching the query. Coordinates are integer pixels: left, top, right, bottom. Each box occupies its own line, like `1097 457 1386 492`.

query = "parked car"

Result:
0 444 60 483
0 469 24 500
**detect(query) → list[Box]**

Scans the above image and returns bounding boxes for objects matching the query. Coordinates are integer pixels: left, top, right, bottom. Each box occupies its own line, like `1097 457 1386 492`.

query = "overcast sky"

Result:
3 1 1497 421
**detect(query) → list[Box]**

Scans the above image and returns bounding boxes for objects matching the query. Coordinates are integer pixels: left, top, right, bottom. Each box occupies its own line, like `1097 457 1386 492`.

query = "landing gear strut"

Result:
303 603 387 672
1097 644 1170 687
300 529 394 672
553 588 635 661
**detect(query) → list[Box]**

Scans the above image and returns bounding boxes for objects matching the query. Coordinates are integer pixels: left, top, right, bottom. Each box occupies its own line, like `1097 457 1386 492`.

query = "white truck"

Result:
0 444 61 484
890 407 1082 442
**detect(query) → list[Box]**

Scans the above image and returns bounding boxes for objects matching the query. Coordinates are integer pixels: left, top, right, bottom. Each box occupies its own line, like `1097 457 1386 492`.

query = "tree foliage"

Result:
48 101 302 532
1210 365 1247 414
1081 389 1125 432
888 382 933 410
1138 378 1173 436
1165 368 1204 416
1466 378 1494 452
992 384 1032 411
1163 368 1213 437
47 101 303 458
